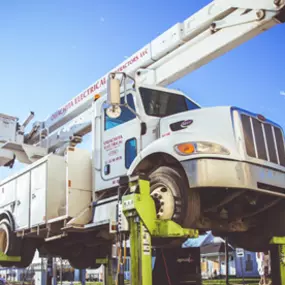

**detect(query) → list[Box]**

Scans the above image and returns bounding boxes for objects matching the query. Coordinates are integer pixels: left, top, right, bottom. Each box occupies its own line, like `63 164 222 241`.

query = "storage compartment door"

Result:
30 163 46 227
15 172 30 230
0 180 16 214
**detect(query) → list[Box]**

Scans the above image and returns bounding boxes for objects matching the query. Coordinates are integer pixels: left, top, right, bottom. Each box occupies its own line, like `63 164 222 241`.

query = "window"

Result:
104 94 136 130
125 138 137 169
139 87 200 118
245 254 253 272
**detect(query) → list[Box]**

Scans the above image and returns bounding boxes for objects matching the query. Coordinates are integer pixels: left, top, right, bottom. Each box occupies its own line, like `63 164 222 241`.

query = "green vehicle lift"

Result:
120 175 199 285
118 175 285 285
270 237 285 285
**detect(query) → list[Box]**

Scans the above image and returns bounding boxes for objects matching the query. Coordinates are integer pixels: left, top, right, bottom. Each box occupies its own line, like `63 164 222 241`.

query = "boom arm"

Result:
136 0 285 86
3 0 285 159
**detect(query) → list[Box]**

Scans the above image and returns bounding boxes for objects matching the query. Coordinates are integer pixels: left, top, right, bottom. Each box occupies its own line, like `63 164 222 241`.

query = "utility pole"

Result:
46 257 53 285
225 237 229 285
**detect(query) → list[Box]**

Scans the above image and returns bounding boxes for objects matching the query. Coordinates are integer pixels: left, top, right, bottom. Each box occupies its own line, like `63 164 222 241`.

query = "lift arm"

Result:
1 0 285 161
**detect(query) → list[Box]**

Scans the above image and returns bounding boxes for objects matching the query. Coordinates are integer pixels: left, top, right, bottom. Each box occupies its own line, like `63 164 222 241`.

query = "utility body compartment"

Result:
0 113 18 166
0 148 92 231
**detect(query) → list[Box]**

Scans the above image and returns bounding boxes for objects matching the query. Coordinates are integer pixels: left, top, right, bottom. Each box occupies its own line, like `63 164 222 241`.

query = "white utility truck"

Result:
0 0 285 269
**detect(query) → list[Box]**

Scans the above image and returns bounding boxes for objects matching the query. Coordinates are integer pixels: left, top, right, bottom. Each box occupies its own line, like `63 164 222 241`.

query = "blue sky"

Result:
1 0 285 179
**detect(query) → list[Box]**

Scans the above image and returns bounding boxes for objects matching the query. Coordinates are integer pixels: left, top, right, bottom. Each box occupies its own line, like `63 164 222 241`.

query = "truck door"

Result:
101 92 141 181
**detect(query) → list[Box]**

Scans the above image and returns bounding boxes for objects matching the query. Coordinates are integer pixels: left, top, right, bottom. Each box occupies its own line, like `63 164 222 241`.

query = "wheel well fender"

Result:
127 152 189 187
127 133 185 175
0 210 16 231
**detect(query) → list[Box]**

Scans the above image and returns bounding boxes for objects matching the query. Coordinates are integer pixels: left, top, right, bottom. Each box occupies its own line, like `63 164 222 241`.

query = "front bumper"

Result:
181 158 285 198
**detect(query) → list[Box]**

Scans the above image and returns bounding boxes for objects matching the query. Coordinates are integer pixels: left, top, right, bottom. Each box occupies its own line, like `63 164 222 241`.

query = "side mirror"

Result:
107 77 121 106
106 75 121 119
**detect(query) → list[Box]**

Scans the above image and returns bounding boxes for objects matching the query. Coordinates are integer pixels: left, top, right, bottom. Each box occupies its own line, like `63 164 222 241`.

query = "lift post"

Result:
270 237 285 285
96 257 113 285
121 175 199 285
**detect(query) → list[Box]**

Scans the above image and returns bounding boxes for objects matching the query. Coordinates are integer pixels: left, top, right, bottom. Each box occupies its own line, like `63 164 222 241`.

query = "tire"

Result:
0 219 20 256
14 239 36 268
0 218 36 268
149 166 200 248
149 166 200 227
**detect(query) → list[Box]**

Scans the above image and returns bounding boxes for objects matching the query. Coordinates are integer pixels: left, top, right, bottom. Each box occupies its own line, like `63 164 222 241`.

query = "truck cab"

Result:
91 80 285 253
93 84 200 192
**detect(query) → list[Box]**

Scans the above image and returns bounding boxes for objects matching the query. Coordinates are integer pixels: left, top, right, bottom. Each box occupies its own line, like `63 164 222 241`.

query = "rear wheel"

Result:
0 218 36 268
14 239 36 268
149 166 200 247
0 221 9 255
0 219 19 256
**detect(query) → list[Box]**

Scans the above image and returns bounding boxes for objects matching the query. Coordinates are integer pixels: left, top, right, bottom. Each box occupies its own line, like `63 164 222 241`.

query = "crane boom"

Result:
18 0 285 153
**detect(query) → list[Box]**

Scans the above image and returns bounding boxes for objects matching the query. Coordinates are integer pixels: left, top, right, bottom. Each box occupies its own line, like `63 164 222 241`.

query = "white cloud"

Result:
280 91 285 96
100 17 105 22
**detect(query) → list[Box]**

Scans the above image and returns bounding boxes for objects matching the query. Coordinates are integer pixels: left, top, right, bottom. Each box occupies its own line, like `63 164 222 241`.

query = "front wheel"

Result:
149 165 200 242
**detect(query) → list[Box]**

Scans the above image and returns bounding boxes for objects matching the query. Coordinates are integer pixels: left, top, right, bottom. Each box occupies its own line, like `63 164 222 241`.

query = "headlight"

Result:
174 141 230 156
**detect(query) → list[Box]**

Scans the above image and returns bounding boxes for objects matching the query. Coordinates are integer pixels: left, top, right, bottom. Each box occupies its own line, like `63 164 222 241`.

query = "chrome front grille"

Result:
240 114 285 167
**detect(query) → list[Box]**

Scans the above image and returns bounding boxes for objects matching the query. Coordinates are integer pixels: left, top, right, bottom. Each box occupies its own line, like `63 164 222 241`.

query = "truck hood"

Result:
159 106 240 157
160 106 234 139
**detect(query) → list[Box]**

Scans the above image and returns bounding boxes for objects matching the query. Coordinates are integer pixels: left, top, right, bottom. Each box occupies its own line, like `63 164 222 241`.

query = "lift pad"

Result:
122 176 198 285
0 252 21 262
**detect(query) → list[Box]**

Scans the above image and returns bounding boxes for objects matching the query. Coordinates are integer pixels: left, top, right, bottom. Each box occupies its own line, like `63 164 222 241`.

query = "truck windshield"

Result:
139 87 200 117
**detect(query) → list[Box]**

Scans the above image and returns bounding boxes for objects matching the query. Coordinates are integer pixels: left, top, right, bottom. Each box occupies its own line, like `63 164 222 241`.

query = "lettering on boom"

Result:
51 77 106 121
50 48 149 121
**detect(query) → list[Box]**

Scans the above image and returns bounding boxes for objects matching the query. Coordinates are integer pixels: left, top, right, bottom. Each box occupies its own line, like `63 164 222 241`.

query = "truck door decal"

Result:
101 92 141 181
